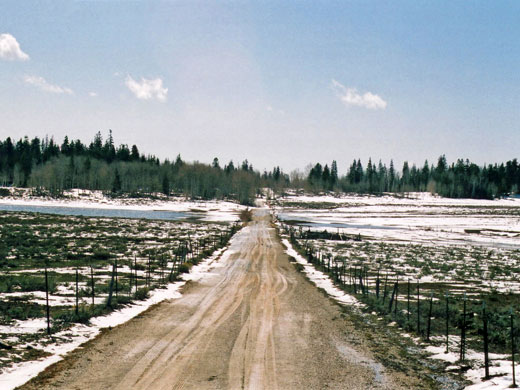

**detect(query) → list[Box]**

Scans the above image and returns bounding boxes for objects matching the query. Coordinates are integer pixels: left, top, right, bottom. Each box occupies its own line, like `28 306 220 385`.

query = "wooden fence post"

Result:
382 274 388 305
375 269 380 299
394 280 399 319
106 262 116 308
460 293 466 362
445 291 449 354
75 267 79 316
90 266 95 306
427 291 433 341
147 254 151 287
45 266 51 335
483 301 490 380
115 258 118 298
511 307 517 387
407 279 411 328
134 255 138 292
416 281 420 335
388 281 397 313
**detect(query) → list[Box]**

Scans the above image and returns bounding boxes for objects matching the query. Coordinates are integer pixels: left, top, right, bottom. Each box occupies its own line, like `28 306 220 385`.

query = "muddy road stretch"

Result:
21 209 430 390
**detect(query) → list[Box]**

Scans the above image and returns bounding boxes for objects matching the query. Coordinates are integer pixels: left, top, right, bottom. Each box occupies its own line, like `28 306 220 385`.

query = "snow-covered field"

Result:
274 192 520 389
274 192 520 248
274 192 520 293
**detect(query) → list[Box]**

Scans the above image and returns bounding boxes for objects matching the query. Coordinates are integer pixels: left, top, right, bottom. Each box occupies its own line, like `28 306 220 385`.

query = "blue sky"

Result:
0 1 519 173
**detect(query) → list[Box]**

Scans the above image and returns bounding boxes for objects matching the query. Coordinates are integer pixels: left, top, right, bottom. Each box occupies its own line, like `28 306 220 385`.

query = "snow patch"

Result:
281 238 361 307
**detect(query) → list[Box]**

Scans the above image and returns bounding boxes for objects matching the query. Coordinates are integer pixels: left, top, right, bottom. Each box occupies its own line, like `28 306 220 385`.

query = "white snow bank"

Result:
281 238 361 307
425 337 518 389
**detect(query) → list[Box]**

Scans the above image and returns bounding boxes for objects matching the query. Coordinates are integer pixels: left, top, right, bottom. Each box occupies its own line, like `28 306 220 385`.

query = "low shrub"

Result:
92 249 111 260
0 275 57 294
134 287 149 300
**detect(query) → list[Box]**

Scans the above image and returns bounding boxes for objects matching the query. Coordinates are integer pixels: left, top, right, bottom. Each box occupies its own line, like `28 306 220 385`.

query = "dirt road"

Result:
21 209 427 389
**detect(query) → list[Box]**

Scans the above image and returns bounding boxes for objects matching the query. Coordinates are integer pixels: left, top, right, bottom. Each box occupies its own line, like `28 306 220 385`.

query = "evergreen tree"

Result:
330 160 338 188
389 160 396 191
112 168 122 193
130 145 140 161
322 164 331 189
162 173 170 196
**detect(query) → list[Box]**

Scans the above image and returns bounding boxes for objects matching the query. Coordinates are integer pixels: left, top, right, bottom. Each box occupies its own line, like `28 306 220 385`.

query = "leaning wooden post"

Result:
45 266 51 335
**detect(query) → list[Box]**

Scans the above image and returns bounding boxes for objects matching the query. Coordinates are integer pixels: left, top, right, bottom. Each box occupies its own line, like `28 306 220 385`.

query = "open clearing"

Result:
18 209 434 390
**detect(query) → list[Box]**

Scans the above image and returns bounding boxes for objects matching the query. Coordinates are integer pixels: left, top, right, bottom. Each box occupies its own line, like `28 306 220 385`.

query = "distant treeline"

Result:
0 131 518 201
0 131 287 205
306 157 520 199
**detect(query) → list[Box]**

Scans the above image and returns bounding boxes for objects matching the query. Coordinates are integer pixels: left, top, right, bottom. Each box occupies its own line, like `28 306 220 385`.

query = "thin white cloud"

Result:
0 33 29 61
89 91 98 97
125 75 167 102
266 105 285 115
331 79 387 110
24 75 73 95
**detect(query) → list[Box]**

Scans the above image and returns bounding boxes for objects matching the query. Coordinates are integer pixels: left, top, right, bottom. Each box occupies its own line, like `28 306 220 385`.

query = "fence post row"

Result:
284 224 520 386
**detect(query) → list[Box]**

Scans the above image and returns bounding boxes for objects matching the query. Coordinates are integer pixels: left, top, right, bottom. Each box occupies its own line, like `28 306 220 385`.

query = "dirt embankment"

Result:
20 209 433 390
